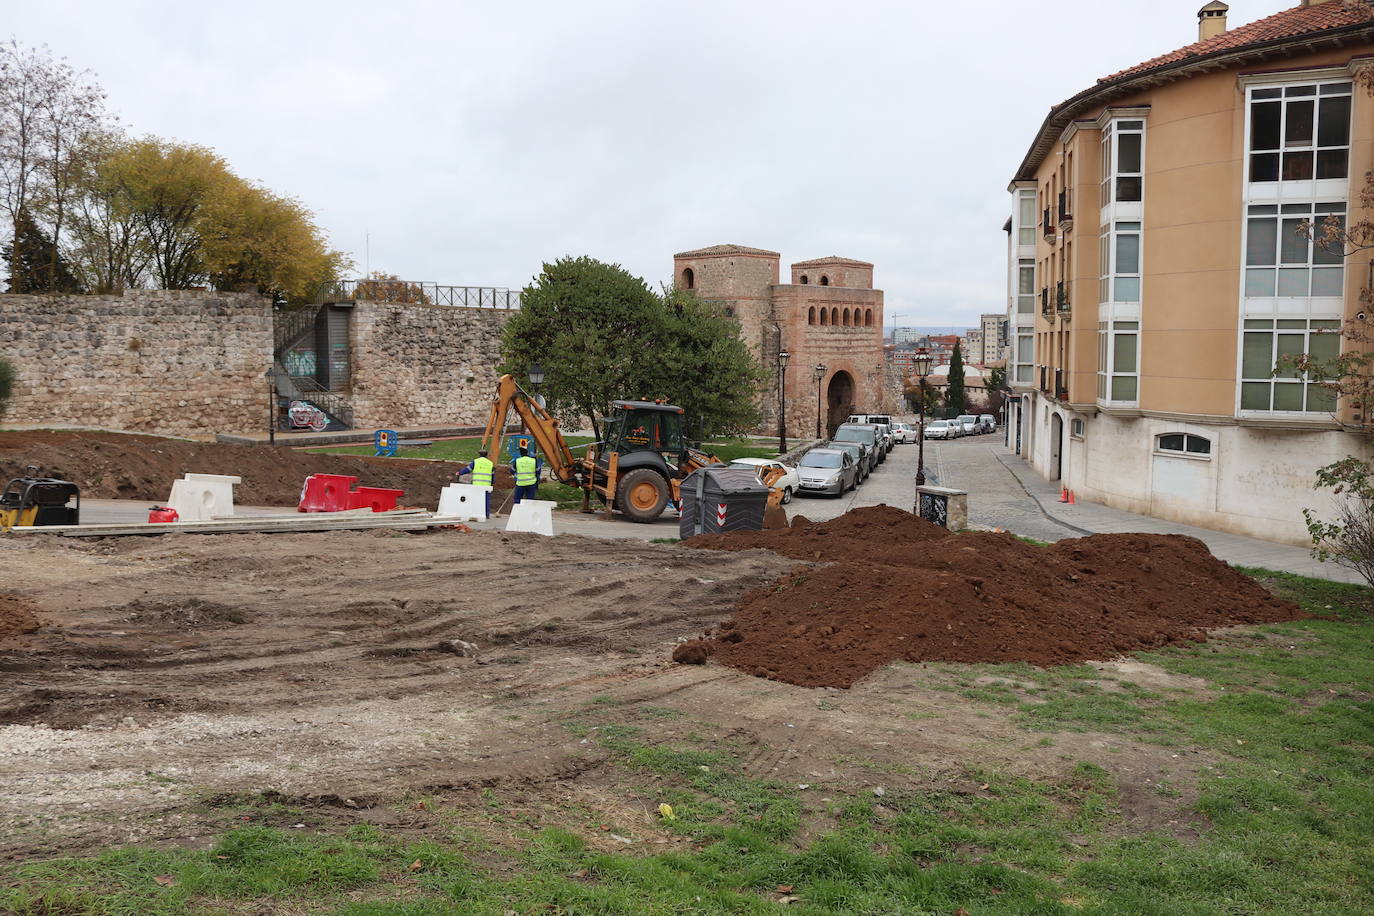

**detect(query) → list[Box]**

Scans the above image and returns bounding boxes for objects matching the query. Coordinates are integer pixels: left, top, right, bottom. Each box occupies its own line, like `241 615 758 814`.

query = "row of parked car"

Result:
922 413 997 440
734 413 913 500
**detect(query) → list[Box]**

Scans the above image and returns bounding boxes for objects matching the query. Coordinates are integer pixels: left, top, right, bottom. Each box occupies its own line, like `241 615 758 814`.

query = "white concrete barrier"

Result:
167 473 241 522
505 499 555 536
437 483 491 521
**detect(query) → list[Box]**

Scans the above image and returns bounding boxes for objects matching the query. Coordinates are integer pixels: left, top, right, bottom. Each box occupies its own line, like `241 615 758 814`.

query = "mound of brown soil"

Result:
0 430 462 507
0 595 42 641
677 508 1303 687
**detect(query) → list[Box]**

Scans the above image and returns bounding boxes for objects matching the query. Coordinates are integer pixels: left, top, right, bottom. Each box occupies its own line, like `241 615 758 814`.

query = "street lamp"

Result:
913 347 933 488
777 349 790 455
522 362 546 434
813 362 827 439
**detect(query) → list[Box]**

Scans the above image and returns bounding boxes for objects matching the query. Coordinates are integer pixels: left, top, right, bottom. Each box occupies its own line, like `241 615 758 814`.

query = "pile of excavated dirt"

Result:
676 506 1304 687
0 430 463 507
0 595 42 642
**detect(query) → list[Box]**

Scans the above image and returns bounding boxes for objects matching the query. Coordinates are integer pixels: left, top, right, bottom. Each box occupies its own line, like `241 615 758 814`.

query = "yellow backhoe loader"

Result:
479 375 785 522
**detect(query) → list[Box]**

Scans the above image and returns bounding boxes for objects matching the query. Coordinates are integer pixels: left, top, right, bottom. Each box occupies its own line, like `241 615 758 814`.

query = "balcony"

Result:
1041 206 1055 240
1057 190 1073 233
1056 281 1071 315
1039 365 1048 393
1054 368 1068 401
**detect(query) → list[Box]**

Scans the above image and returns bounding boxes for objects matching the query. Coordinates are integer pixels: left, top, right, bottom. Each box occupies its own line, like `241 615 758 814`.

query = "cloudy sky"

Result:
16 0 1293 329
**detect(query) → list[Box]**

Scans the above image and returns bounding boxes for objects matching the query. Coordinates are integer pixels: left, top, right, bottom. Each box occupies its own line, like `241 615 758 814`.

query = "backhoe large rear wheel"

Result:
615 468 670 523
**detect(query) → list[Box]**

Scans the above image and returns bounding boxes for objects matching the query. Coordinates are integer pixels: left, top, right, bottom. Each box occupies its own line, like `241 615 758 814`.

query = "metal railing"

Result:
1054 368 1067 401
316 279 521 309
1056 281 1071 314
1042 207 1054 238
282 372 355 428
1058 189 1072 224
274 304 321 357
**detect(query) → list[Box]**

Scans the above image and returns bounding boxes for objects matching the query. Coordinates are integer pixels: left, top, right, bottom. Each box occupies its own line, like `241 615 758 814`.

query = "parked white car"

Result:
977 414 997 433
729 457 801 504
890 422 917 444
955 414 978 435
923 419 958 440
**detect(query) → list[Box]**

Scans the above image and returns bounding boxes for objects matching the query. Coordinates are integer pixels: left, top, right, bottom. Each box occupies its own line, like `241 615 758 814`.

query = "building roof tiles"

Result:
674 244 780 258
1104 1 1371 82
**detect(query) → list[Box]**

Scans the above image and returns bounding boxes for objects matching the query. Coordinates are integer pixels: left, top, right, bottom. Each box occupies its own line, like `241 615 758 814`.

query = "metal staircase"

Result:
272 305 354 431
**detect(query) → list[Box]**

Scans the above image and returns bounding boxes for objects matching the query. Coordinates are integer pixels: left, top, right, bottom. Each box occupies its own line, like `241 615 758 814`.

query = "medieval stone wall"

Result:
0 290 272 437
347 301 512 429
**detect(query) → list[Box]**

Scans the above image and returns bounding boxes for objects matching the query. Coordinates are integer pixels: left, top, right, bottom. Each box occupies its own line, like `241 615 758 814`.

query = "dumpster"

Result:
679 467 769 539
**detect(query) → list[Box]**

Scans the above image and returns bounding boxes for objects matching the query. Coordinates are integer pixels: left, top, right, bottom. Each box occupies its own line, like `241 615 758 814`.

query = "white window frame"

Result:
1243 202 1346 300
1099 221 1142 305
1100 119 1144 208
1238 318 1341 415
1245 80 1352 187
1096 319 1139 405
1155 432 1213 460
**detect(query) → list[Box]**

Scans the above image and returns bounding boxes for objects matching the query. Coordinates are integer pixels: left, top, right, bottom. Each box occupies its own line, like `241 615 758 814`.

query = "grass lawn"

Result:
7 569 1370 914
305 438 781 465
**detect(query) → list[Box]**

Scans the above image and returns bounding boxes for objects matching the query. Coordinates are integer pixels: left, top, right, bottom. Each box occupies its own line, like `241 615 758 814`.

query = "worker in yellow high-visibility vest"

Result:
511 446 541 505
459 449 495 517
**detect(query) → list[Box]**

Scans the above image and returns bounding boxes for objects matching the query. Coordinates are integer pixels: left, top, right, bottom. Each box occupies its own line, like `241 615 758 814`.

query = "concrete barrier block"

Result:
167 473 238 521
505 499 555 536
437 483 491 521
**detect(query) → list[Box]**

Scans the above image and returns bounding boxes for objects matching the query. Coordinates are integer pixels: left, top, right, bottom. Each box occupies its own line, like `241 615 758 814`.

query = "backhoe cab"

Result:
592 400 721 523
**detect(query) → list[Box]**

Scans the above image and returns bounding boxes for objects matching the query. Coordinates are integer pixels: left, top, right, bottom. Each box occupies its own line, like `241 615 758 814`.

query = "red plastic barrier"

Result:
349 486 405 513
298 474 359 513
148 506 179 523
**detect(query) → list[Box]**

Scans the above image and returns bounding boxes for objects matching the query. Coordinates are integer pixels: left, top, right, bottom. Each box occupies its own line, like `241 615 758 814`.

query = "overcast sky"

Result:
15 0 1294 329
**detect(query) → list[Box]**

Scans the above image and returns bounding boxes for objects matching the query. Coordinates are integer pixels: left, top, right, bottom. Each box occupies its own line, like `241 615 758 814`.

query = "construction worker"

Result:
511 446 540 505
459 449 495 517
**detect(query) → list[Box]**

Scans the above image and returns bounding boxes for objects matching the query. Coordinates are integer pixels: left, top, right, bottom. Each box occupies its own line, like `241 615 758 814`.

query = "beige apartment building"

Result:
1004 0 1374 544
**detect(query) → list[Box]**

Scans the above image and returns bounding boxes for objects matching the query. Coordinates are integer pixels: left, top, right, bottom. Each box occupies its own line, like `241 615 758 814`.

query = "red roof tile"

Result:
1104 2 1373 82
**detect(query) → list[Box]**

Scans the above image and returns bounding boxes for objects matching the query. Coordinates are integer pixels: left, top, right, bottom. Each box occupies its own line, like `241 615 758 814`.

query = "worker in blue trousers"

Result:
511 446 542 505
458 449 495 517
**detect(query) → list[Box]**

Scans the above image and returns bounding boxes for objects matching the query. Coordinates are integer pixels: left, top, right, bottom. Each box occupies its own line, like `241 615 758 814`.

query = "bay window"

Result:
1100 120 1143 206
1097 320 1139 403
1240 318 1340 412
1099 222 1141 303
1248 82 1351 183
1244 203 1344 298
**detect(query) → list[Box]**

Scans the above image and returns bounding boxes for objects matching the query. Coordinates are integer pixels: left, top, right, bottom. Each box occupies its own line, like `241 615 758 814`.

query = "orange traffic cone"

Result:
1059 487 1069 503
1067 490 1076 505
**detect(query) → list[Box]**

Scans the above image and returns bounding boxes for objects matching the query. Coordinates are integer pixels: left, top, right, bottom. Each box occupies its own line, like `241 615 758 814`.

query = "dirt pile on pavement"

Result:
677 507 1303 687
0 430 461 507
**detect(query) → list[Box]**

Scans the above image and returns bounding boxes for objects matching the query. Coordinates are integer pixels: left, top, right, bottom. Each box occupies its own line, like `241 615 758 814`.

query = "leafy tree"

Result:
351 271 433 304
0 207 80 292
644 286 764 440
501 257 766 441
946 341 967 414
501 256 663 440
0 356 14 417
0 40 108 288
64 128 151 292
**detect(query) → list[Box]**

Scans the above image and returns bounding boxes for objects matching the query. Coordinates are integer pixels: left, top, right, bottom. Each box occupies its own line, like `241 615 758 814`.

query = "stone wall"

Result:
348 301 513 429
0 290 272 437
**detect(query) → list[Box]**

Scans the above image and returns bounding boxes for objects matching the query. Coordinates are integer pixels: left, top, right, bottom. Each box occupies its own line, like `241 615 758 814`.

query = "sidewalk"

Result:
994 451 1364 585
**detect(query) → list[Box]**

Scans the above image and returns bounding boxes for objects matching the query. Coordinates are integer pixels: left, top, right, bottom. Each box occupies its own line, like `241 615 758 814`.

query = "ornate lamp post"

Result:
776 349 790 455
913 348 933 487
813 362 826 439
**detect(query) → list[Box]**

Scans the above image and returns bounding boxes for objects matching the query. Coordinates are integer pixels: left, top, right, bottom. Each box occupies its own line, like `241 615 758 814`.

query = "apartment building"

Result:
1004 0 1374 544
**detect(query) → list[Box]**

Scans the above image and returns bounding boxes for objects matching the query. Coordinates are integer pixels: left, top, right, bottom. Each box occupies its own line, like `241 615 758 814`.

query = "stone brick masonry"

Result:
0 290 273 438
348 301 511 429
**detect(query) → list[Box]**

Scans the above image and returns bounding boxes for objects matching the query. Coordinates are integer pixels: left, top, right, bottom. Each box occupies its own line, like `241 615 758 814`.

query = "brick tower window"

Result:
808 306 816 324
682 267 695 290
820 307 828 326
842 308 851 326
830 307 839 325
800 274 809 284
865 309 873 327
820 275 830 286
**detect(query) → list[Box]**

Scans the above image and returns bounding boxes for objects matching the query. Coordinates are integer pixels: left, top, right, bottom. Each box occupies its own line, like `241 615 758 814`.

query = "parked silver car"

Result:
796 448 859 496
825 441 870 482
977 414 997 433
955 414 978 435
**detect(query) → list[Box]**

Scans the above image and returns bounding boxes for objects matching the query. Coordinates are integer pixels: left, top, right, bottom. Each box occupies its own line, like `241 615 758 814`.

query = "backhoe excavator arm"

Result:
479 375 583 487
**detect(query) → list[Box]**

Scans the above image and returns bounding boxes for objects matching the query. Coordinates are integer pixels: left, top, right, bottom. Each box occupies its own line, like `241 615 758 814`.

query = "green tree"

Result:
645 286 764 440
501 256 663 440
0 207 80 292
946 341 967 414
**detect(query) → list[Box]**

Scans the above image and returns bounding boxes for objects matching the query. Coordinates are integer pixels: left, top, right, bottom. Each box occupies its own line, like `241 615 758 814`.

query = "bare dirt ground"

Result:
0 527 1216 863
